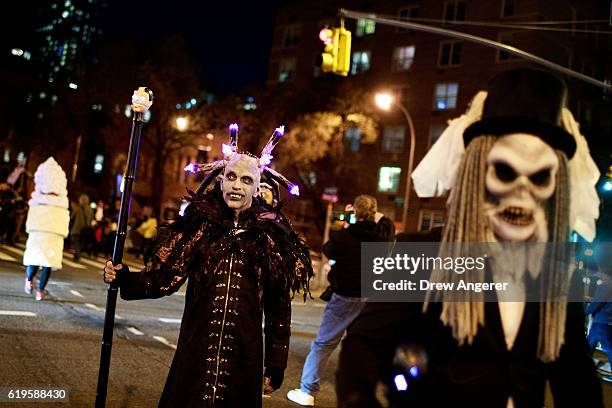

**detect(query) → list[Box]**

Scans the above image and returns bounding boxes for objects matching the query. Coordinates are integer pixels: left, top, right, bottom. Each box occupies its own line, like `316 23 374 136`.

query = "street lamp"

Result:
375 91 416 232
175 116 189 131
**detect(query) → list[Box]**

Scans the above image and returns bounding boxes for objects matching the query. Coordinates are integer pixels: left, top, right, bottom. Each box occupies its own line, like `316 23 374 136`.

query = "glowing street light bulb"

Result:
176 116 188 131
375 92 394 111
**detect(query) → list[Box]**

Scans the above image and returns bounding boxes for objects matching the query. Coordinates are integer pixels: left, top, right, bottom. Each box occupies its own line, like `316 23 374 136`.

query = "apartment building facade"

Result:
267 0 610 233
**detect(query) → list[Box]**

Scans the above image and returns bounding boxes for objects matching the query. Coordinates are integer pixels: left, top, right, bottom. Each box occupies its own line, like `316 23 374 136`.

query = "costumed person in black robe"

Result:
104 124 312 407
336 69 603 407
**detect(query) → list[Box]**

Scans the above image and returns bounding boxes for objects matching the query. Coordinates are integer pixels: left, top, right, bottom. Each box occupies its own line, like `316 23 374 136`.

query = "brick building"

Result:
267 0 611 234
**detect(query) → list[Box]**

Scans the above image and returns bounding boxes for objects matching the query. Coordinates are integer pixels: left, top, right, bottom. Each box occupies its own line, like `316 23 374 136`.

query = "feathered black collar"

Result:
185 184 293 237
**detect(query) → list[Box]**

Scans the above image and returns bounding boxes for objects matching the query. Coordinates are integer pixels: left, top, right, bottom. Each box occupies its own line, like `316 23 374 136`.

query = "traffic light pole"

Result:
95 88 153 408
339 8 612 92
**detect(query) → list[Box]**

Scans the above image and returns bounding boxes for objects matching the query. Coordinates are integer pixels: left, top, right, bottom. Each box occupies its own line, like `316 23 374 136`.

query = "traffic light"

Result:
316 25 352 76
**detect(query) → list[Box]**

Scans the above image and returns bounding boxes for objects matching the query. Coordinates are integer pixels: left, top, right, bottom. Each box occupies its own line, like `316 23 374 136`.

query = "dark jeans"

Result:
72 234 81 260
25 265 51 290
589 322 612 363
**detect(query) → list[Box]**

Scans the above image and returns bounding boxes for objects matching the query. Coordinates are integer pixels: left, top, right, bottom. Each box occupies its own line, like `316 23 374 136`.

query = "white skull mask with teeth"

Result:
484 134 558 242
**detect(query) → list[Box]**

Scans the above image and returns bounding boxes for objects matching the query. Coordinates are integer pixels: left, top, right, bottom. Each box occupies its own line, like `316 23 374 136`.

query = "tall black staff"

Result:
95 87 153 407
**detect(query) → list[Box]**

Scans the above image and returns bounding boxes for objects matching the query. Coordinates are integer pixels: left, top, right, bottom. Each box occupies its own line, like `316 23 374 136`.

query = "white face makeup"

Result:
484 134 558 242
221 154 260 214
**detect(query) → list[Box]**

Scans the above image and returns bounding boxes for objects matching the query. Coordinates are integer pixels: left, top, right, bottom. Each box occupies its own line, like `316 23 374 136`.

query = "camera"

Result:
333 210 356 224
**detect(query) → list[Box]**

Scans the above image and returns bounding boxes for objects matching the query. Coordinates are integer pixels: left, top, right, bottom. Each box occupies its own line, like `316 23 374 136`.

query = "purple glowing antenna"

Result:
229 123 239 152
184 163 198 173
259 125 285 165
263 167 300 197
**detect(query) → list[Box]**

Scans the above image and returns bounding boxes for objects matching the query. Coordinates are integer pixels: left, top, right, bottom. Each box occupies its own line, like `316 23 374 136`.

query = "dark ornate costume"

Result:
119 185 312 407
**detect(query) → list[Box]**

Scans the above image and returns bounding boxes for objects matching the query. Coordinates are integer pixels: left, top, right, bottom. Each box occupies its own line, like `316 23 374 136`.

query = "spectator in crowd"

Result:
0 182 16 243
127 206 157 257
23 158 70 300
287 195 394 407
70 194 94 261
587 249 612 376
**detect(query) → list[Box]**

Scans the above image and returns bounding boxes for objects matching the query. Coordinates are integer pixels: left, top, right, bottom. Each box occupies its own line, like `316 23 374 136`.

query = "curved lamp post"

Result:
375 92 416 232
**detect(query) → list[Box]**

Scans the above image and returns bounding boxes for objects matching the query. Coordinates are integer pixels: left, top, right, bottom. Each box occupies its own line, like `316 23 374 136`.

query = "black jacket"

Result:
119 186 312 407
324 218 394 298
337 297 603 407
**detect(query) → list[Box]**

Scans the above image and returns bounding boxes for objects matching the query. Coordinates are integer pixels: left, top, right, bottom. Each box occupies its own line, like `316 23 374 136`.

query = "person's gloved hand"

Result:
263 367 285 394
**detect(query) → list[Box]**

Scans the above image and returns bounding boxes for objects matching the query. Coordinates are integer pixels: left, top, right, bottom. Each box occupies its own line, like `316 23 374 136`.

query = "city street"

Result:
1 242 612 407
0 244 337 407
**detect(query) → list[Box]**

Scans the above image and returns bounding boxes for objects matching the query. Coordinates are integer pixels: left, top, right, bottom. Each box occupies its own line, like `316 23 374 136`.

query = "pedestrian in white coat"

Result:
23 157 70 300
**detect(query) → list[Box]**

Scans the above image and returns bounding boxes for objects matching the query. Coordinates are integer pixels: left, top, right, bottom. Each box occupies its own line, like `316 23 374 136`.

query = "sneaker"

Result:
24 279 33 295
35 290 44 301
287 389 314 406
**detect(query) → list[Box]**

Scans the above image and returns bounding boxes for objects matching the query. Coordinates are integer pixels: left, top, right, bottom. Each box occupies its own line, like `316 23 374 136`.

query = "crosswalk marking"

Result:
70 290 84 298
48 281 72 287
94 256 145 271
159 318 182 324
7 244 144 271
1 245 86 269
127 326 144 336
84 303 123 319
61 258 87 270
77 257 106 269
1 245 23 257
0 251 17 262
85 303 102 311
0 310 36 317
153 335 177 350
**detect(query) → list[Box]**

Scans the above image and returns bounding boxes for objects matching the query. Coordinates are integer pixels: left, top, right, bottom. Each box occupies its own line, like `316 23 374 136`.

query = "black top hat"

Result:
463 68 576 158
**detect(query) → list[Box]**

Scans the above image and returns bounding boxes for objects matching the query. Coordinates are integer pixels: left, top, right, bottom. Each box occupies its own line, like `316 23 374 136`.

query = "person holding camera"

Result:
288 195 394 406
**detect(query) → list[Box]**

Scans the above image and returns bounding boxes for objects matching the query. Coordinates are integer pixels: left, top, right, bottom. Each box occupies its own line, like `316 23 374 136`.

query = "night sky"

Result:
100 0 279 93
1 0 279 94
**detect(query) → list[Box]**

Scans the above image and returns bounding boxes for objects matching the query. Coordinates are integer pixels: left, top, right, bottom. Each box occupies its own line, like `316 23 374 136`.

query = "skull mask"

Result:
221 154 261 214
484 134 558 242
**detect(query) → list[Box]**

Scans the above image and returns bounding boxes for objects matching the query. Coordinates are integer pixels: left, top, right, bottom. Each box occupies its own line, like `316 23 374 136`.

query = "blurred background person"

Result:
70 194 93 261
287 194 393 407
587 250 612 378
0 182 17 243
23 157 70 301
127 206 157 257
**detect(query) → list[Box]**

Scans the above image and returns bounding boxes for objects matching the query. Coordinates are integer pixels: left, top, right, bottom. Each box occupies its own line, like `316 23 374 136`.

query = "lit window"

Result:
282 24 301 48
419 210 445 231
444 1 466 22
434 83 458 110
501 0 516 17
355 19 376 37
392 46 415 71
430 124 446 146
93 154 104 174
438 41 462 67
497 32 518 62
278 58 296 82
378 166 402 193
351 51 371 74
382 126 405 152
344 127 362 152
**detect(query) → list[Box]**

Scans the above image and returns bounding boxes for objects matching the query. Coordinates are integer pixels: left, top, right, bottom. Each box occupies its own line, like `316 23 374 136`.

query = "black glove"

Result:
264 366 285 390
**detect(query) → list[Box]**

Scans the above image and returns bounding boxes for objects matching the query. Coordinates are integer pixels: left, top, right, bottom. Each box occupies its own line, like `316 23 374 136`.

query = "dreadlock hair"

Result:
424 135 572 362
